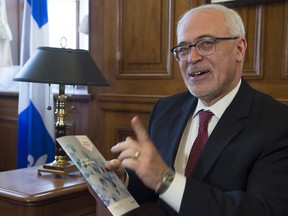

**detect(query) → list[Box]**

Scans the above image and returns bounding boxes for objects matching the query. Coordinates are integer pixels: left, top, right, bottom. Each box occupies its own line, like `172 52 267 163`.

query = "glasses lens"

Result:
173 46 190 61
196 39 215 56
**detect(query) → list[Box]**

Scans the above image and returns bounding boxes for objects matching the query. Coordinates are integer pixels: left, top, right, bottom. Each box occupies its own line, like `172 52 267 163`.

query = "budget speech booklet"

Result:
57 135 139 216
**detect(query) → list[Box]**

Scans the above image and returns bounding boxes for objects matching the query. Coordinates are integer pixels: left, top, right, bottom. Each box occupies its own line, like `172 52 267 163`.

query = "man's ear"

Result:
236 38 247 61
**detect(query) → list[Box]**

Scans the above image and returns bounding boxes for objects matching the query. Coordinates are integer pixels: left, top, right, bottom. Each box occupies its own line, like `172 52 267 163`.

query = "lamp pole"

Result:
54 84 68 167
40 84 78 176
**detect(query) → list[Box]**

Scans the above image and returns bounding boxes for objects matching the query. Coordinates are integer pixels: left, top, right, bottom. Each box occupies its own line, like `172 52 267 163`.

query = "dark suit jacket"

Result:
128 80 288 216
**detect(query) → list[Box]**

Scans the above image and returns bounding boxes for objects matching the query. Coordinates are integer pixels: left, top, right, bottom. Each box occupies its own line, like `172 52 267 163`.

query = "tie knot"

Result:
199 110 213 127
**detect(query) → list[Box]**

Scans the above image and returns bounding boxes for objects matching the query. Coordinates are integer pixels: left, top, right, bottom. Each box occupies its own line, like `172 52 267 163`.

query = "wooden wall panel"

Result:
281 1 288 78
247 0 288 100
117 0 173 78
238 7 263 78
0 93 18 170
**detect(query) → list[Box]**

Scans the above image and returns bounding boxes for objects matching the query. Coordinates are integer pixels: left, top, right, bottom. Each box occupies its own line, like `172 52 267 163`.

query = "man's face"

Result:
177 10 246 106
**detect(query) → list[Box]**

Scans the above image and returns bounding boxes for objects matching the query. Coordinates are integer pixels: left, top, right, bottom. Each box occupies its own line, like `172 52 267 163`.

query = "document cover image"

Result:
57 135 139 216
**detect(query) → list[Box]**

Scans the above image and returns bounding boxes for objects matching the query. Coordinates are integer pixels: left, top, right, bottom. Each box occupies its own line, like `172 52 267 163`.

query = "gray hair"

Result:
177 4 245 38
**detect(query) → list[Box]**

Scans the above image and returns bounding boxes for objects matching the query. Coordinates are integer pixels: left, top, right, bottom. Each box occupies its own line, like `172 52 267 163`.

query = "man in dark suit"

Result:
104 4 288 215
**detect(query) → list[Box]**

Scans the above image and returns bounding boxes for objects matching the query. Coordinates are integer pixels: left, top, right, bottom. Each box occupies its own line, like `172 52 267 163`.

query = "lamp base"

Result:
37 161 78 177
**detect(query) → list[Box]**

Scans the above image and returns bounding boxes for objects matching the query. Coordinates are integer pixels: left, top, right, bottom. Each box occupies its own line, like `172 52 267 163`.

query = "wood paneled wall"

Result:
0 0 287 170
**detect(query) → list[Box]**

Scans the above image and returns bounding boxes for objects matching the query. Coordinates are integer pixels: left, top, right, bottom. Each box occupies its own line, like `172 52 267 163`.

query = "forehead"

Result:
177 10 228 43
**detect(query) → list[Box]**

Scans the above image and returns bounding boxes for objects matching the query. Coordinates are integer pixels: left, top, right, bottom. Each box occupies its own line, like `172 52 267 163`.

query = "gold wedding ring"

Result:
134 151 140 159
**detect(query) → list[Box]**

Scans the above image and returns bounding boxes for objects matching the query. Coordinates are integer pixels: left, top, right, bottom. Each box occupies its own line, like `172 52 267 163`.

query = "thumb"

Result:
131 116 149 142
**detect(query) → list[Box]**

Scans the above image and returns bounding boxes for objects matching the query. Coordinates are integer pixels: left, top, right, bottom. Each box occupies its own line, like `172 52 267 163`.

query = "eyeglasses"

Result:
171 36 239 62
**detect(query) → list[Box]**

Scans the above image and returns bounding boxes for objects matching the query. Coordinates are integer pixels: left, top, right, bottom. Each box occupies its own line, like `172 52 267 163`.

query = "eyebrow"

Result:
177 34 216 46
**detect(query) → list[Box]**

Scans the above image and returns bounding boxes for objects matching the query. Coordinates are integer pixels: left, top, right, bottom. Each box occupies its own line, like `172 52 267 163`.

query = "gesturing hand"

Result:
109 116 168 191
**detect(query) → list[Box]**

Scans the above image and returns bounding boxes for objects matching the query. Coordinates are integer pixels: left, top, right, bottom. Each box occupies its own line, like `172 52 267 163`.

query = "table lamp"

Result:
13 46 108 176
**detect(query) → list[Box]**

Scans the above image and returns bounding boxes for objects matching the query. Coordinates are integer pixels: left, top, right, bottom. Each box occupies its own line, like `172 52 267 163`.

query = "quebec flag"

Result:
17 0 55 168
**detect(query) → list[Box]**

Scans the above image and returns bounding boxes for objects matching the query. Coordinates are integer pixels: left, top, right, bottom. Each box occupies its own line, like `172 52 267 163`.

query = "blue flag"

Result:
17 0 55 168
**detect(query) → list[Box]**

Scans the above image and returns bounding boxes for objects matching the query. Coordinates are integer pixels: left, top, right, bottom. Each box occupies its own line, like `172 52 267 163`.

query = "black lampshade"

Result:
13 47 108 86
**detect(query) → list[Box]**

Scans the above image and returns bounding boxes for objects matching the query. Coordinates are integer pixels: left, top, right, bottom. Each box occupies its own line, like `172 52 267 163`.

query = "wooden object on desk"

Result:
0 166 96 216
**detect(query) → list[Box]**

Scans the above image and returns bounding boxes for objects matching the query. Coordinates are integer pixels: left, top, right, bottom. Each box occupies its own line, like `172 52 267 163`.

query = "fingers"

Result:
105 159 122 171
105 159 127 183
111 116 147 156
109 116 150 169
107 116 169 191
131 116 149 143
111 137 140 160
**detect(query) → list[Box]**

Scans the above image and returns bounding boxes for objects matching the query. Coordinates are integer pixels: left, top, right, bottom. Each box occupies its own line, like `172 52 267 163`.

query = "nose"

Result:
187 46 203 63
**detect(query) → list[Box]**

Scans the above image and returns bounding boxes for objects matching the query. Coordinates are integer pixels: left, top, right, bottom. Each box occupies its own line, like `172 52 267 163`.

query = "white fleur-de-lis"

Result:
27 154 48 167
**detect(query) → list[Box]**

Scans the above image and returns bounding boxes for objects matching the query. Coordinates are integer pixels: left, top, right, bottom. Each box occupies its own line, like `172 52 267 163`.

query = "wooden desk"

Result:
0 166 96 215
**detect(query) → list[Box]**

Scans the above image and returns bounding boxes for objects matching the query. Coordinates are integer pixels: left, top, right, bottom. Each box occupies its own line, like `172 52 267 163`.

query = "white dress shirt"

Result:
160 80 241 212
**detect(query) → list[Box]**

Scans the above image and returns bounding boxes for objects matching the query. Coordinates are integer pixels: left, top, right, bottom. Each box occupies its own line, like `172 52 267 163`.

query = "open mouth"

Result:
189 70 210 77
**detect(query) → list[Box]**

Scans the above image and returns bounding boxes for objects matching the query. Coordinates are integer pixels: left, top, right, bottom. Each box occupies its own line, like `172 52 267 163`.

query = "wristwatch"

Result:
155 168 175 195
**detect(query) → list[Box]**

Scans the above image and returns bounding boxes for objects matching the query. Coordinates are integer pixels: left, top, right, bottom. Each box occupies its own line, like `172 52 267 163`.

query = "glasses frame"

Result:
171 36 239 62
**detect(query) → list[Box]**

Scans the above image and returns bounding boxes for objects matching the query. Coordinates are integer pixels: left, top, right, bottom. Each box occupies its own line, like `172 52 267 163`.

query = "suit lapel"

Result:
191 80 253 180
191 114 244 180
166 96 198 167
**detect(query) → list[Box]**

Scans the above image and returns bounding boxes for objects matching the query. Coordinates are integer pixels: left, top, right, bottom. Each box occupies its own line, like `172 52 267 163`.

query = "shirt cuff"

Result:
159 172 186 213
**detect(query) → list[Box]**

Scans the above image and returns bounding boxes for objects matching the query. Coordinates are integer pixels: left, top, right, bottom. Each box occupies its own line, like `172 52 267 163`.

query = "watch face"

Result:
164 169 175 180
156 169 175 194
